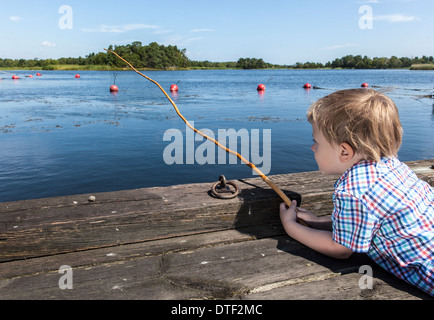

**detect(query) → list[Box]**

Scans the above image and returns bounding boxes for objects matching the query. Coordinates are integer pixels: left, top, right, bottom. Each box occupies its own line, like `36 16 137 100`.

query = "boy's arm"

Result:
296 206 333 231
280 201 353 259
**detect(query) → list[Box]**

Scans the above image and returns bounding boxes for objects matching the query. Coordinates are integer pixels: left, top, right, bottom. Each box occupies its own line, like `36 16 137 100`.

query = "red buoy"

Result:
110 85 119 92
303 83 311 89
170 84 179 92
257 84 266 91
361 83 369 88
12 75 20 80
75 74 81 78
36 73 42 76
28 75 33 78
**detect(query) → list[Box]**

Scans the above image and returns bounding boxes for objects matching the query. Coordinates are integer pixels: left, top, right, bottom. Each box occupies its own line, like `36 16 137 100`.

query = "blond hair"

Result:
307 89 403 162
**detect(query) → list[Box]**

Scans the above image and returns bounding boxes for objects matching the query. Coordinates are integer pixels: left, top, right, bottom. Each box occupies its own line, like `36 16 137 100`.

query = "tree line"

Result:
188 55 434 70
103 42 189 69
293 55 434 69
188 58 273 69
0 41 433 70
0 42 189 70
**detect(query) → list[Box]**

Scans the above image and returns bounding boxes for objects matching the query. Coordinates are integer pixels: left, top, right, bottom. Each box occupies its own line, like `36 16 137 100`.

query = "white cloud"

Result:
152 29 172 35
82 24 160 33
41 41 56 47
9 16 22 22
374 14 419 22
323 43 359 50
190 28 214 33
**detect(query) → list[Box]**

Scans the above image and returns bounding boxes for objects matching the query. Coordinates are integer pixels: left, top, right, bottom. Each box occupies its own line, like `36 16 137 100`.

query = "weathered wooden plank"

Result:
0 235 366 299
1 234 431 300
241 272 427 300
0 182 298 261
0 160 432 263
158 234 430 299
0 255 195 300
0 226 282 280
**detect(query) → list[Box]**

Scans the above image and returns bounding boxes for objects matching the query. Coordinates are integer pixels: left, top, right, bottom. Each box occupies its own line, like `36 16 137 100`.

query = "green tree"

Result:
236 58 268 69
388 56 402 69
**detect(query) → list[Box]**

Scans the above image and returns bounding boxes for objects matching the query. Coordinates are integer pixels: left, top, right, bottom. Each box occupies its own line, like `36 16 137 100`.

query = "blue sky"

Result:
1 0 433 65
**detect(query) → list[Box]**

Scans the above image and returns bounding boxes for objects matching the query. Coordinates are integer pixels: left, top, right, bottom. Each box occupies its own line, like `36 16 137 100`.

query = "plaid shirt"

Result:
332 158 434 296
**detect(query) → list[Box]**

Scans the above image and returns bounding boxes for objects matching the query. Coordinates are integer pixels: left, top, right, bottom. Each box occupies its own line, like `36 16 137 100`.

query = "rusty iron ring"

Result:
211 175 239 199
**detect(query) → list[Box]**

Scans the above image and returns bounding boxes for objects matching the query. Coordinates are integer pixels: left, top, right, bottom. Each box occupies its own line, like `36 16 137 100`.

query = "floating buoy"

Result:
361 82 369 88
170 84 179 92
28 75 33 78
75 74 81 78
303 83 311 89
257 84 266 91
12 75 20 80
36 73 42 76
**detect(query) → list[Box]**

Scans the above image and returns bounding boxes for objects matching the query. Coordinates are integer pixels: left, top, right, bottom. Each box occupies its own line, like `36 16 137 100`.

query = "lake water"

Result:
0 69 433 202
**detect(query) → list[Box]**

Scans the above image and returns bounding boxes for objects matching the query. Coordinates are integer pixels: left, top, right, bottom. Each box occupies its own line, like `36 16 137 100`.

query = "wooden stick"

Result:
104 48 295 207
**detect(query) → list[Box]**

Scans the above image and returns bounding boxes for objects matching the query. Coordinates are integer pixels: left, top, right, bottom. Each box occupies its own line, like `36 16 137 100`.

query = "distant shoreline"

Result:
2 42 433 72
1 64 433 72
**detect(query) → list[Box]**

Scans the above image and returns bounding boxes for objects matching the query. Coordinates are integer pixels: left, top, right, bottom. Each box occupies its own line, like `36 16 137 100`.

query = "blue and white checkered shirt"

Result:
332 158 434 296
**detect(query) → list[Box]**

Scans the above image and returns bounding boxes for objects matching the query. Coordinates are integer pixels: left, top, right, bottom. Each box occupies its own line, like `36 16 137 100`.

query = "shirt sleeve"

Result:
332 190 379 253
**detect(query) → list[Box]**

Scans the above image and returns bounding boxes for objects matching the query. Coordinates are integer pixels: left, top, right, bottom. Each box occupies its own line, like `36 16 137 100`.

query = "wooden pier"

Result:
0 159 433 300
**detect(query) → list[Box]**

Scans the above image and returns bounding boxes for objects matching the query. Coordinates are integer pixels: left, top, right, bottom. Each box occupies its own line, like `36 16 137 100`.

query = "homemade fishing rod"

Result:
104 48 295 208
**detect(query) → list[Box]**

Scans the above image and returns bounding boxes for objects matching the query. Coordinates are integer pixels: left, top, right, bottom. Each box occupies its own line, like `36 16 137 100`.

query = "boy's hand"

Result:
296 207 318 225
279 200 298 226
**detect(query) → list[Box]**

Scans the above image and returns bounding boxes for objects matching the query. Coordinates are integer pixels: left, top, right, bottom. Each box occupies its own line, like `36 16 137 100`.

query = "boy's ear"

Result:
338 143 355 163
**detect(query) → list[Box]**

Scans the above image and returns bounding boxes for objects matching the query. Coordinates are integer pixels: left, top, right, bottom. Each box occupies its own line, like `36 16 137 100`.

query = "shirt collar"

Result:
333 157 397 189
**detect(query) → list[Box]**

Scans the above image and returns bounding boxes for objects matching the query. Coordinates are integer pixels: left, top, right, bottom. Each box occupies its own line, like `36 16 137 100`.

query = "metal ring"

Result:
211 176 239 199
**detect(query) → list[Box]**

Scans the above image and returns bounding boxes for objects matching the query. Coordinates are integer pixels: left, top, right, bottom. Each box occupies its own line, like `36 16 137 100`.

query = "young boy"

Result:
279 88 434 296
